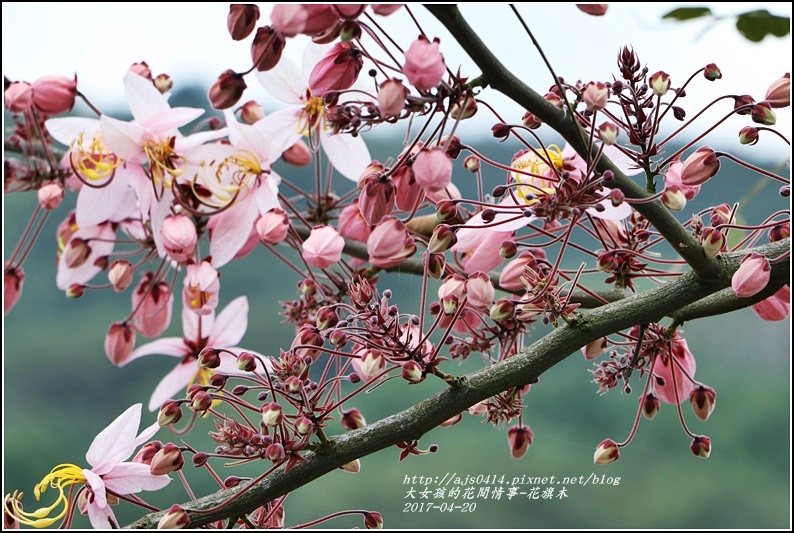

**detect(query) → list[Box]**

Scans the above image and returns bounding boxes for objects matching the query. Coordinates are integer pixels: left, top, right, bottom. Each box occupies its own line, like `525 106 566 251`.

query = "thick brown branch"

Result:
125 239 789 528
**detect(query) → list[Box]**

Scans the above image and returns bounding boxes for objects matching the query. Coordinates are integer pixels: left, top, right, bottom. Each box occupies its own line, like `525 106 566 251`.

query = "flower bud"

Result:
66 283 85 299
507 425 534 459
295 416 314 436
360 174 395 226
439 413 463 428
768 221 790 242
197 347 221 369
703 63 722 81
427 224 457 254
364 511 384 529
256 208 290 245
108 260 134 292
158 504 190 529
377 78 408 117
576 4 608 16
731 252 771 297
367 217 416 268
642 393 661 420
764 73 789 108
192 452 209 467
582 337 608 360
150 443 184 475
598 122 619 145
680 147 720 186
521 110 541 129
4 81 33 112
64 237 91 268
133 441 164 465
593 438 620 464
261 402 283 427
690 385 716 421
700 227 725 258
733 94 755 115
158 401 183 426
450 96 478 120
403 36 446 92
738 126 759 145
105 322 136 366
37 181 64 210
227 4 260 40
426 252 446 280
341 408 367 430
465 271 495 310
751 101 776 126
583 81 608 111
190 391 213 413
129 61 152 80
412 148 452 193
251 26 286 72
401 360 424 383
303 226 345 269
31 75 77 115
649 71 671 96
153 74 173 94
309 42 363 96
266 443 286 462
162 214 197 263
489 297 516 321
239 100 265 124
662 184 687 211
690 435 711 458
209 70 247 110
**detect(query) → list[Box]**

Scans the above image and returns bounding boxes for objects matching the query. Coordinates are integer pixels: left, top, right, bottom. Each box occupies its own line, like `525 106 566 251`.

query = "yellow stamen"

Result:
191 150 263 208
6 464 86 528
70 133 120 182
143 137 185 192
297 95 326 137
511 145 565 204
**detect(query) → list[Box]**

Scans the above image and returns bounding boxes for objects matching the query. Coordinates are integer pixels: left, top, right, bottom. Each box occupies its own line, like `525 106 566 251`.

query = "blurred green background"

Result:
2 88 790 528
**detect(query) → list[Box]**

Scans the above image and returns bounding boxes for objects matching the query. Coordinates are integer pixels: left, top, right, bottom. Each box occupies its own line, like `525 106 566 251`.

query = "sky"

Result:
2 3 792 154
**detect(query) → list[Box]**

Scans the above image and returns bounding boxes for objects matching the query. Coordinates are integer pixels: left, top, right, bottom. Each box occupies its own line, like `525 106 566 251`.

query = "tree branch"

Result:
125 239 789 528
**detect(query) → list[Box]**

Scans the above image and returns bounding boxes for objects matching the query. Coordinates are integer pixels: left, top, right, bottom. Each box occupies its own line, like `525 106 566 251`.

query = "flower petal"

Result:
44 117 101 146
209 296 249 348
256 57 306 104
140 107 204 134
124 70 171 123
320 130 370 182
75 173 131 228
148 361 199 412
253 108 303 162
210 194 261 268
127 337 187 365
102 462 171 495
85 404 143 474
100 115 147 162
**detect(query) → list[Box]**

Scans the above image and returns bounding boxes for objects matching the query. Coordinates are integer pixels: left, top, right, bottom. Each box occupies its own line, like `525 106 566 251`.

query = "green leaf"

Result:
735 10 790 42
662 7 712 21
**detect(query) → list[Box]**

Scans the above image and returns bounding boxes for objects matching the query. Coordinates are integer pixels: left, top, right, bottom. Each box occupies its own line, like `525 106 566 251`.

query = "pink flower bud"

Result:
401 360 424 383
4 265 25 315
598 121 619 145
158 504 190 529
209 70 246 110
593 438 620 464
197 347 221 369
507 425 534 459
403 36 446 91
66 283 85 298
700 227 725 258
132 274 174 338
751 284 790 321
738 126 759 145
261 402 283 426
295 416 314 436
282 139 312 166
642 393 661 420
31 75 77 115
662 184 687 211
731 252 771 297
239 100 265 124
703 63 722 81
377 78 408 117
256 208 290 245
183 261 220 315
499 251 538 291
371 4 403 16
157 401 183 427
302 226 345 269
689 385 716 421
490 297 516 321
133 441 164 465
733 94 755 115
764 73 789 108
364 511 384 529
190 391 212 413
236 351 257 372
680 147 720 186
412 148 452 193
4 81 33 112
341 408 367 430
576 4 608 16
64 237 91 268
251 26 286 72
690 435 711 458
37 180 63 210
751 101 776 125
129 61 152 80
315 306 339 330
439 413 463 427
309 42 363 96
162 214 197 263
227 4 260 40
266 443 286 462
150 443 184 476
582 337 608 360
367 217 416 268
427 224 457 254
352 348 385 382
270 4 307 36
465 271 495 310
768 221 790 242
583 81 608 111
392 164 424 212
105 322 136 366
450 96 478 120
338 202 373 243
649 71 671 96
359 174 395 225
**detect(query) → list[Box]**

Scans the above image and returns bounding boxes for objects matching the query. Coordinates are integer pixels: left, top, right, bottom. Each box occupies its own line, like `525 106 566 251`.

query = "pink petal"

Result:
134 421 162 448
224 109 270 158
254 177 281 214
140 107 204 134
100 115 147 162
210 195 261 268
128 337 187 365
123 164 155 220
102 462 171 494
182 305 214 344
44 117 101 146
83 469 107 510
255 58 306 104
209 296 249 348
321 130 370 182
150 189 175 259
86 496 116 529
124 70 170 123
56 223 116 290
253 108 303 162
148 361 199 412
85 404 143 474
588 194 632 220
75 172 131 227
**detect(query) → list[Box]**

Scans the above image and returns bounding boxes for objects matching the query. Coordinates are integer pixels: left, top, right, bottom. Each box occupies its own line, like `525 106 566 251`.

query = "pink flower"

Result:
5 404 170 528
452 226 513 274
663 160 700 200
412 148 452 193
403 36 446 91
303 226 345 268
751 285 790 321
367 217 417 268
182 261 220 316
653 337 696 405
680 147 720 186
129 296 263 411
732 252 771 297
